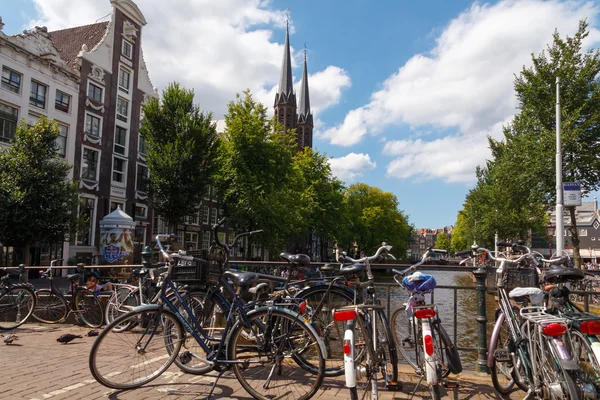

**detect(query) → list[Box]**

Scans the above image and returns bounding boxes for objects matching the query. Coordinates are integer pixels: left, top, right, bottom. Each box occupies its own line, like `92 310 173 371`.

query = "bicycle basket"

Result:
503 265 538 292
171 256 210 284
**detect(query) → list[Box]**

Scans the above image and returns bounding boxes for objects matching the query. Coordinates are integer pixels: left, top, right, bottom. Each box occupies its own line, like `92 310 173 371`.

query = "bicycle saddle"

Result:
403 272 436 293
279 252 311 266
339 263 365 275
543 266 585 284
508 287 544 306
67 274 80 281
223 269 259 287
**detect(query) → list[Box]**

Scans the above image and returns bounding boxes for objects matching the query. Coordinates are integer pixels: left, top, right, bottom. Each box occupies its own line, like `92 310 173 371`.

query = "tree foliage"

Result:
0 118 79 264
450 210 470 253
338 183 411 258
140 83 219 231
434 232 451 252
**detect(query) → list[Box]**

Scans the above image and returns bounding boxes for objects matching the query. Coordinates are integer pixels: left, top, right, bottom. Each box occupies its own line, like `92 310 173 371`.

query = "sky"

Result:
2 0 600 229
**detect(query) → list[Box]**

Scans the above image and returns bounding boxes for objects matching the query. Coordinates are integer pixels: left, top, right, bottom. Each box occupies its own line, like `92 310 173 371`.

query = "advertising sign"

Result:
100 228 134 264
563 182 582 207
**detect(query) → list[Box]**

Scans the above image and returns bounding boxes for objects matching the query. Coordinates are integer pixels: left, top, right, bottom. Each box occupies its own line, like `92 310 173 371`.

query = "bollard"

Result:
18 264 26 284
77 263 86 289
141 245 152 269
474 266 489 374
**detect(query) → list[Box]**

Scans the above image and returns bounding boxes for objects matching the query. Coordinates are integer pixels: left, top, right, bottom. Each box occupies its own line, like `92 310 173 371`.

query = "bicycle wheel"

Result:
228 307 325 400
490 311 516 394
0 284 36 330
570 329 600 384
297 284 354 376
349 313 377 400
375 310 399 385
76 288 104 328
391 305 418 370
32 289 68 323
105 286 139 332
89 307 183 389
171 290 228 375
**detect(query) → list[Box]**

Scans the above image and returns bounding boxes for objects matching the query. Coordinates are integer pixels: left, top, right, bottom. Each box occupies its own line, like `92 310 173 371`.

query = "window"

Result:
218 232 226 246
56 124 68 157
135 205 147 219
204 186 211 200
202 206 209 224
228 229 235 246
29 80 47 109
85 113 101 137
55 90 70 113
122 39 133 59
185 233 198 250
81 148 99 181
110 201 124 212
1 67 21 93
189 214 199 225
0 103 18 143
118 68 130 93
211 208 217 225
76 197 95 246
112 157 127 183
117 97 129 122
202 231 210 250
114 126 127 155
136 164 148 192
138 134 146 155
580 229 588 237
88 83 103 103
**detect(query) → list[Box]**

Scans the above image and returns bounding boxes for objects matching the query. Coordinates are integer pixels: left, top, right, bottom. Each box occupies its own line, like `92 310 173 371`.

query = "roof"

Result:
276 24 294 101
298 52 311 119
48 22 109 69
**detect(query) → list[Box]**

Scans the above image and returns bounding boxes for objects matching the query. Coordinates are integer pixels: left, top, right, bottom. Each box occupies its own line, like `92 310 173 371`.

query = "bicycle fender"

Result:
549 337 579 371
488 312 505 368
131 303 163 313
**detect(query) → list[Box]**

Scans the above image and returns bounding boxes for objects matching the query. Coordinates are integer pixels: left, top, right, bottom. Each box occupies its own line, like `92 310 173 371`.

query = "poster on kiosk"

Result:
99 207 135 265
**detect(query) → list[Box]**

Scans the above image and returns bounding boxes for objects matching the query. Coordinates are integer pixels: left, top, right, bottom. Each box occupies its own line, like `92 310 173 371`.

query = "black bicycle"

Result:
0 266 36 330
32 259 103 328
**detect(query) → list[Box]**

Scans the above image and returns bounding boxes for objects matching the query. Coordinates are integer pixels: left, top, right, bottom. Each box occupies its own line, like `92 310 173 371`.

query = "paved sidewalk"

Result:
0 323 517 399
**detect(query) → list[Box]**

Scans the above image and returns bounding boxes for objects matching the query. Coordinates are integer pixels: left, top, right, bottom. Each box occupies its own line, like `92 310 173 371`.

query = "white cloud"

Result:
30 0 350 118
320 0 600 182
328 153 376 183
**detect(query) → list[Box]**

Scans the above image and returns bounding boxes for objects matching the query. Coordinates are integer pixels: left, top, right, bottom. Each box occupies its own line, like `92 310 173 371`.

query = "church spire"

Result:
277 21 294 101
298 49 311 120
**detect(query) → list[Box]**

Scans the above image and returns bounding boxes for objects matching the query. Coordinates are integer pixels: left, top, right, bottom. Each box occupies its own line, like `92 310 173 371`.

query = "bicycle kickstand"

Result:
407 375 425 400
206 368 228 399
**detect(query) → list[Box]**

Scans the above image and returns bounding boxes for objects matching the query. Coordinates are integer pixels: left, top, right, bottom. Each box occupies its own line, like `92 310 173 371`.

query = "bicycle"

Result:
390 248 462 400
89 232 326 400
0 266 36 330
332 243 401 400
32 259 104 328
462 242 597 399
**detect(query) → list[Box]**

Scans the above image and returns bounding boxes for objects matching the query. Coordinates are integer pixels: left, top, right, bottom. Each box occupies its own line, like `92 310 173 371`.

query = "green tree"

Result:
338 183 411 258
215 90 299 255
450 210 470 253
489 21 600 266
0 118 78 265
434 232 451 252
140 83 219 233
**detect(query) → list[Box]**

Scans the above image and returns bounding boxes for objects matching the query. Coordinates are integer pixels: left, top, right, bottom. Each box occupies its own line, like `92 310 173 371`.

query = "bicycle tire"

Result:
429 383 442 399
0 284 36 330
32 289 68 323
375 310 399 385
570 329 600 382
490 311 516 395
76 288 104 328
350 313 377 400
296 283 354 377
104 286 140 332
171 290 228 375
89 306 183 389
228 306 325 400
435 322 462 375
391 305 419 370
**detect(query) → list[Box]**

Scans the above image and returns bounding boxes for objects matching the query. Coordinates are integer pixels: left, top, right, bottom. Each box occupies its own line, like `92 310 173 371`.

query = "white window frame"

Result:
80 146 101 182
110 200 125 212
138 133 146 155
218 232 226 246
202 231 210 251
202 206 209 224
122 39 133 59
55 90 71 113
84 112 103 138
56 123 68 158
0 102 18 143
580 229 588 237
87 81 104 104
112 156 128 186
118 67 131 94
185 232 198 250
29 80 47 110
211 208 217 225
134 203 147 219
136 163 149 193
1 66 21 94
116 96 129 123
76 195 97 246
114 125 128 155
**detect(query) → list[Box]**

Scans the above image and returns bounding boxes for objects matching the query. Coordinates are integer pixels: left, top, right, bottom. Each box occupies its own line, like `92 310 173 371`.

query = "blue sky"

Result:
3 0 600 229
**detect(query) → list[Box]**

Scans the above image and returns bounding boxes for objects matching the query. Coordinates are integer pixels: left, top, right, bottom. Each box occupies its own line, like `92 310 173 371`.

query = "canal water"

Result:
374 269 499 368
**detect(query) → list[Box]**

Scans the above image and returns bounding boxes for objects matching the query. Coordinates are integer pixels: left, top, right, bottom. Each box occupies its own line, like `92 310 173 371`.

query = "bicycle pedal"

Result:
179 351 192 365
494 349 511 363
402 338 414 348
386 381 403 391
443 381 459 389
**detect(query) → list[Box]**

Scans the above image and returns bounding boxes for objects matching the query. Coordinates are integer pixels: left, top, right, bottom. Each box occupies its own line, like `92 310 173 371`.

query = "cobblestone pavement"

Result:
0 323 518 399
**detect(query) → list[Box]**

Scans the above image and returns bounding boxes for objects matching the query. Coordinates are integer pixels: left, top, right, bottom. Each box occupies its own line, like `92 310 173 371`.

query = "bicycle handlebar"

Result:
392 247 440 277
339 243 393 264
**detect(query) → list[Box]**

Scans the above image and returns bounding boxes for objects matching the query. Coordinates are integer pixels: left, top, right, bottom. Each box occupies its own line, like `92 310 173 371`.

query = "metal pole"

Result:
556 76 564 253
474 264 489 374
494 233 499 268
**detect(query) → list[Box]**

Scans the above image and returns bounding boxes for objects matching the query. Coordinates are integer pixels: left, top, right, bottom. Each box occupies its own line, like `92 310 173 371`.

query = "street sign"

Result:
563 182 582 206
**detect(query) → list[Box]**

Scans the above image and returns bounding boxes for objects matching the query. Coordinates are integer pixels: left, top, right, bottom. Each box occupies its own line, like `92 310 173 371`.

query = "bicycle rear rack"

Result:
519 306 568 326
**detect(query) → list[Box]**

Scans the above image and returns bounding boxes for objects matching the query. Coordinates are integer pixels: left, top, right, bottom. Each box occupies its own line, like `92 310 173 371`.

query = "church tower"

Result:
297 50 313 149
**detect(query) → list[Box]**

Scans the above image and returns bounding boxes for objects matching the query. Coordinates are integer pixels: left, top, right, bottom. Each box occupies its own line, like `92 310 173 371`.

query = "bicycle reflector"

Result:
298 301 307 315
334 309 357 322
543 323 567 337
414 308 436 319
343 339 352 355
579 320 600 335
424 335 434 355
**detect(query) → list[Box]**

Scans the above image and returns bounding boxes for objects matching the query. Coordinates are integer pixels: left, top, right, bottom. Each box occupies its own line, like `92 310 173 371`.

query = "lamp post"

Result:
555 76 564 253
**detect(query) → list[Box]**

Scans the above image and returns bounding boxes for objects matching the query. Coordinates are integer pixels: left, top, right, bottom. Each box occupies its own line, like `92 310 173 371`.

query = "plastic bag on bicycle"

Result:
402 272 436 293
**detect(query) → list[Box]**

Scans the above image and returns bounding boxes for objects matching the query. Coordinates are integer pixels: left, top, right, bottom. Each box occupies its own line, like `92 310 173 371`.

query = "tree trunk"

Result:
568 206 581 268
